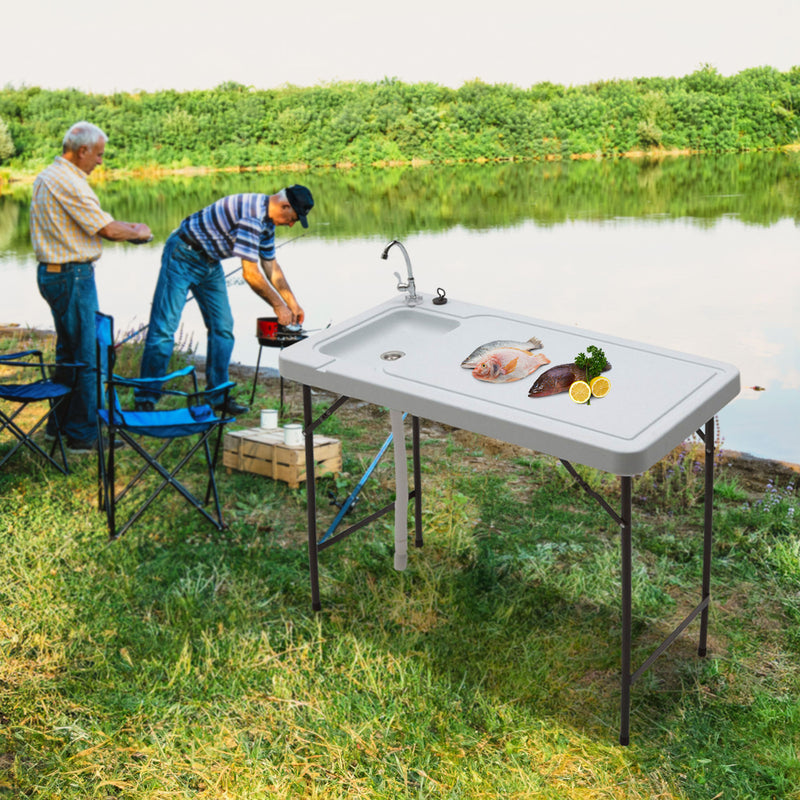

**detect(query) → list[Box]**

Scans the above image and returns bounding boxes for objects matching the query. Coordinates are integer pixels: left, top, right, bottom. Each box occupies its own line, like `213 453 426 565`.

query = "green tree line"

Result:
2 152 798 257
0 65 798 172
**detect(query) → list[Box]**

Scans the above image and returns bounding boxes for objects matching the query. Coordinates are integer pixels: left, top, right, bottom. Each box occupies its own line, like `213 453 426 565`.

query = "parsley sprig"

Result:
574 345 608 405
574 344 607 383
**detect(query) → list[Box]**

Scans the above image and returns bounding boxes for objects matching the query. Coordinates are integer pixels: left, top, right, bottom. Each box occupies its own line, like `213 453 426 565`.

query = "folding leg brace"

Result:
560 417 715 745
301 386 423 612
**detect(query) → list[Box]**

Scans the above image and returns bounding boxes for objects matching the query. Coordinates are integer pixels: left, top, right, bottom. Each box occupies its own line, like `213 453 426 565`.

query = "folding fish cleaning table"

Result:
279 295 741 744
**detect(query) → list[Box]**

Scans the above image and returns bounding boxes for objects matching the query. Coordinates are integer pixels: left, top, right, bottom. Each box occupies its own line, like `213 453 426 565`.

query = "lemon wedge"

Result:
589 375 611 398
568 380 591 404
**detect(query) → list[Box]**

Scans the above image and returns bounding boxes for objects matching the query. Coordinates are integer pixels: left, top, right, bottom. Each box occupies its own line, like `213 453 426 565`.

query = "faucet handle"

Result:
393 271 409 291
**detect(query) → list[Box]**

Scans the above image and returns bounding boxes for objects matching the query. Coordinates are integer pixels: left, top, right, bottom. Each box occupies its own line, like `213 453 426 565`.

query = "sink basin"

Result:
317 307 460 360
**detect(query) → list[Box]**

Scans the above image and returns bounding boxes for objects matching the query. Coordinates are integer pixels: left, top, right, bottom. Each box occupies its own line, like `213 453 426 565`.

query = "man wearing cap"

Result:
30 120 153 453
135 186 314 415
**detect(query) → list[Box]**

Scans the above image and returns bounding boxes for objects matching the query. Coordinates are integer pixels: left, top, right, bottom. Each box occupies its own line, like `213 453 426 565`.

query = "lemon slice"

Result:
590 375 611 398
568 380 591 404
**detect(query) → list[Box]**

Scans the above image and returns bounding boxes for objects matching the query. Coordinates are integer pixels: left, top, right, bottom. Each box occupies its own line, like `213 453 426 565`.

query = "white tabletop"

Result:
280 296 740 475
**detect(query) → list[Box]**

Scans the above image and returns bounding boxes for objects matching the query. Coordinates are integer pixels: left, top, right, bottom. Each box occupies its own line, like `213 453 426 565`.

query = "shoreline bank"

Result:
3 143 800 192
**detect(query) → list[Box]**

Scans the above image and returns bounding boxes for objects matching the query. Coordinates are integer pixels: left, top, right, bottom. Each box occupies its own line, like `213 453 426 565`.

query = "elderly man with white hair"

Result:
29 121 152 452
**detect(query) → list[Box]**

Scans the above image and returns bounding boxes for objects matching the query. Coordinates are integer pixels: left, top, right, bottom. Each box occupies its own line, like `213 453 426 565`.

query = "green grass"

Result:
2 336 800 798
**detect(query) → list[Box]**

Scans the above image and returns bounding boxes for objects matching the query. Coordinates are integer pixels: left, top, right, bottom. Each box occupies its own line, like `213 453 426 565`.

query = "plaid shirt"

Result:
29 156 114 264
179 193 277 262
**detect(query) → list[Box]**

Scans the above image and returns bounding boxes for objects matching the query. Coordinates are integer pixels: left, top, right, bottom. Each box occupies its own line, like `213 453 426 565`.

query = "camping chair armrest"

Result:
0 352 86 384
0 349 43 363
0 352 84 369
43 361 87 370
0 359 48 369
0 354 86 370
112 364 197 395
111 365 196 389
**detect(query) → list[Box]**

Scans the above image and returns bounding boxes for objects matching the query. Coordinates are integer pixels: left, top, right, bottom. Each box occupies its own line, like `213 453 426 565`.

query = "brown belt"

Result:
43 262 91 273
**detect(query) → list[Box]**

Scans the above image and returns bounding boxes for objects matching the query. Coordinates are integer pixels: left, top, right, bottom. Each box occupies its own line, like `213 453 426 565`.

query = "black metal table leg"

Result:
619 475 633 746
698 417 715 656
303 384 321 611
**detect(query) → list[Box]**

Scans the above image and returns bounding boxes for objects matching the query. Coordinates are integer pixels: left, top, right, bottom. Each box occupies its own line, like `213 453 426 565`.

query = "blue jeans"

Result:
136 231 234 402
37 262 99 443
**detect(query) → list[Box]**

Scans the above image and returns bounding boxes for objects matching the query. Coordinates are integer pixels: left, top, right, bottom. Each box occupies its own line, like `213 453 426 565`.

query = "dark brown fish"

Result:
528 361 611 398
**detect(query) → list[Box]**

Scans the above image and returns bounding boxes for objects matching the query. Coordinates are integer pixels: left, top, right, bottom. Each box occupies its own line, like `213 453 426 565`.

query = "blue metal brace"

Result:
320 412 408 544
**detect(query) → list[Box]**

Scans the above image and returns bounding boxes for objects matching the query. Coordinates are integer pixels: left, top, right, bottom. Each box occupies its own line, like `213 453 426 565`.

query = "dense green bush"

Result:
0 65 798 172
0 116 15 163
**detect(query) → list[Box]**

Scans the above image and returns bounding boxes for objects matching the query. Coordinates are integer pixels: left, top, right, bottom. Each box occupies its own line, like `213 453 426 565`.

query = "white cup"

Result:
283 423 303 447
260 408 278 429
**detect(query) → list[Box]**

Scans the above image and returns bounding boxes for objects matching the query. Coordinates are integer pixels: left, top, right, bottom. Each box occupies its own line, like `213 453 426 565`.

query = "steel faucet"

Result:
381 239 422 306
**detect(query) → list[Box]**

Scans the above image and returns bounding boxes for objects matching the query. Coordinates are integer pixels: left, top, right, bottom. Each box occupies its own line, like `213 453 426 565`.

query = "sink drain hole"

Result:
380 350 405 361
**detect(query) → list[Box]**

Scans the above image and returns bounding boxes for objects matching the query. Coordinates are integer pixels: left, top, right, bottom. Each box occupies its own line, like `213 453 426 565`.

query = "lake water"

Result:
2 156 798 464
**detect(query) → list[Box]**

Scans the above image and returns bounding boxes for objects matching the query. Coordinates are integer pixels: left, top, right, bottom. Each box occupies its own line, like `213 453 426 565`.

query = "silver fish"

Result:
461 336 543 369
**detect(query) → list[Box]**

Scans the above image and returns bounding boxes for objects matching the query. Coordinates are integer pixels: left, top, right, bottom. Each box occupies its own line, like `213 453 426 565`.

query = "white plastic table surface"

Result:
279 295 741 475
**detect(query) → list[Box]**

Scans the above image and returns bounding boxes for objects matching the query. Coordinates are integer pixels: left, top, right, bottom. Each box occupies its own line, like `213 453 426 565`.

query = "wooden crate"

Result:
223 427 341 489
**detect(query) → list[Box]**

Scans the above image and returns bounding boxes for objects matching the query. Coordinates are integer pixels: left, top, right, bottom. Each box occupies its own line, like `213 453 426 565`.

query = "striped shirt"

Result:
29 156 114 264
179 194 276 262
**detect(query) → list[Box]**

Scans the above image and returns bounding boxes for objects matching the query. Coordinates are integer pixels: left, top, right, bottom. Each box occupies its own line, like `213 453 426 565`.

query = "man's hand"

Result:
99 221 153 243
275 306 294 326
243 258 304 326
129 223 153 243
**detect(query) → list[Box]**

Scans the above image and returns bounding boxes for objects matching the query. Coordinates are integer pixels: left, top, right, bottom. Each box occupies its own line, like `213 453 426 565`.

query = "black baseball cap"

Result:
285 184 314 228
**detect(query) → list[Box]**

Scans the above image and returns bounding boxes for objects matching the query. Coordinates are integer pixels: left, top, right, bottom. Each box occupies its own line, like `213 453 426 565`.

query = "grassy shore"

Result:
4 141 800 193
1 328 799 798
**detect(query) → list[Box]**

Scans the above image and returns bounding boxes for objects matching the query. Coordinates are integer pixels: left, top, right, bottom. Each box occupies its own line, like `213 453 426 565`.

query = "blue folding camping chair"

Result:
0 349 76 474
95 312 236 540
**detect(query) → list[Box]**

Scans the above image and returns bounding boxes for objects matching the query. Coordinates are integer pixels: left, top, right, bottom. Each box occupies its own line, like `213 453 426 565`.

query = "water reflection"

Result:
2 155 798 463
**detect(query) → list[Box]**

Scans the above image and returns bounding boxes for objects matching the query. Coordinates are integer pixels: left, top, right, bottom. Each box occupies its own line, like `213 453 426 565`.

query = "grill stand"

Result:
249 341 286 411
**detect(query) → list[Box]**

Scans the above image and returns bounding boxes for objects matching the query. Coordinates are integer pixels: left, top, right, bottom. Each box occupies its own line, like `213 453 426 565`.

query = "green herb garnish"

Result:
574 344 607 383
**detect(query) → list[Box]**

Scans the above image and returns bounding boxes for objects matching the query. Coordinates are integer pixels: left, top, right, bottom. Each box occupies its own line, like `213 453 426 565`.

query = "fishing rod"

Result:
115 232 306 348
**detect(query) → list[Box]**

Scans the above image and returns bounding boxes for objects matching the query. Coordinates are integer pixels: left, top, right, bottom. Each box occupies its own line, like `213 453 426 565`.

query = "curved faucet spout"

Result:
380 240 421 305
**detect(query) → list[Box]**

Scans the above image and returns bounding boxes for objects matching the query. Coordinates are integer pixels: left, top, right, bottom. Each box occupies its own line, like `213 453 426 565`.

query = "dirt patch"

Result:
717 450 799 495
0 324 54 339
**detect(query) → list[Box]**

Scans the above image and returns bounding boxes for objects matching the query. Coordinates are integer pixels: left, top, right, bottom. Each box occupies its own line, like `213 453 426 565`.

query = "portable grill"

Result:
250 317 309 407
256 316 308 347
